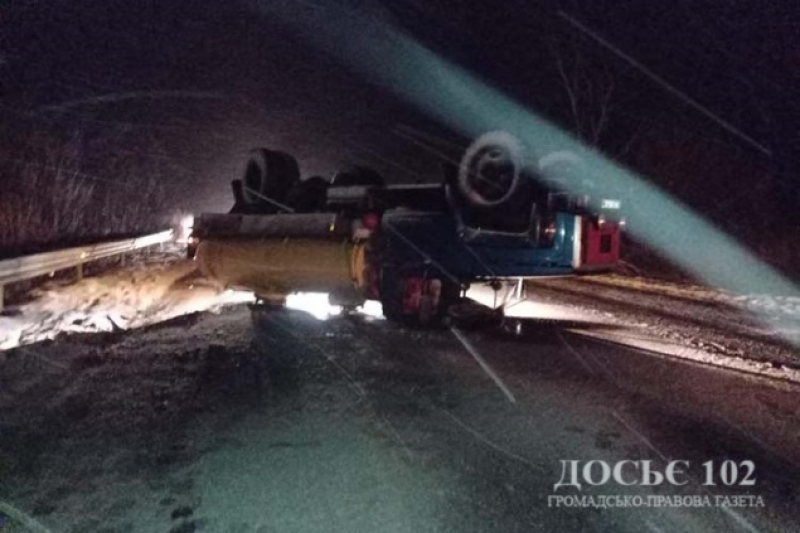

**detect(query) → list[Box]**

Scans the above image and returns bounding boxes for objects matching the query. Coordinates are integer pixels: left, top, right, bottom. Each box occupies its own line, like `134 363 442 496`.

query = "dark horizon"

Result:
0 0 796 219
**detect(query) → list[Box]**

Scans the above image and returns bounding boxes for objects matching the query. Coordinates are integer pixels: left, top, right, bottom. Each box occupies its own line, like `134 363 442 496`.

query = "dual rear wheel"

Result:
379 267 460 327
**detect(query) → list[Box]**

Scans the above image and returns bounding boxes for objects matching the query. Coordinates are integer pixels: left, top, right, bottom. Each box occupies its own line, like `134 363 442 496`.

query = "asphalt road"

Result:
1 302 798 533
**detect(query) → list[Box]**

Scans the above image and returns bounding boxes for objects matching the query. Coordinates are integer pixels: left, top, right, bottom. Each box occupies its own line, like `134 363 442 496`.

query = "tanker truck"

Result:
190 132 622 326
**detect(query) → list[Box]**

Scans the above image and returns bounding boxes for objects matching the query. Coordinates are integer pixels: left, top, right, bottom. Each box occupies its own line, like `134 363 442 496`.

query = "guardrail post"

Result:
76 263 84 282
0 284 4 313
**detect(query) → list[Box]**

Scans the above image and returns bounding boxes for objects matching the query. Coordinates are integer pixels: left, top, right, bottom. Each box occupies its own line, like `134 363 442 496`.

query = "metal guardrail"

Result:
0 230 174 311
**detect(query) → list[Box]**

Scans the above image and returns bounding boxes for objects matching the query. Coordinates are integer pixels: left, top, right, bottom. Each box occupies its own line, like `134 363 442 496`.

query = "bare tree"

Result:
547 19 644 160
550 31 615 147
0 124 170 251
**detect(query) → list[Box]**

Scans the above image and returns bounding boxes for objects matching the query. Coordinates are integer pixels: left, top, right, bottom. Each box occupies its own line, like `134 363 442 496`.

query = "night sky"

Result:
0 0 797 217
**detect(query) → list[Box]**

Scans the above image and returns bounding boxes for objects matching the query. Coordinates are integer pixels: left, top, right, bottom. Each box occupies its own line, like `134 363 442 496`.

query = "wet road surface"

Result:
0 304 798 532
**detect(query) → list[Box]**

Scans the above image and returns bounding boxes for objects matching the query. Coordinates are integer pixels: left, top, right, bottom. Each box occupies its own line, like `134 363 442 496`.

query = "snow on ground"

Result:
733 294 800 319
0 256 253 351
583 274 800 322
466 277 800 383
2 293 798 532
1 264 799 530
2 257 798 384
525 274 800 381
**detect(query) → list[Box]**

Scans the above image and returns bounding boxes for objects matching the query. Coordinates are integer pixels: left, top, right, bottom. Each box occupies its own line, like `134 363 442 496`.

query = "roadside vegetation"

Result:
546 27 797 283
625 125 798 282
0 118 172 257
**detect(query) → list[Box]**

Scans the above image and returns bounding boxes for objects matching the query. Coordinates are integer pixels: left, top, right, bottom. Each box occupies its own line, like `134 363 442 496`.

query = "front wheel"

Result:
379 267 460 327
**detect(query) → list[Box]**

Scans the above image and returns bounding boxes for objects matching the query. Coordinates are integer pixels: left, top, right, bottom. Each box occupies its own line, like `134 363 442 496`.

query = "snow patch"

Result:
0 260 246 350
734 295 800 318
573 328 800 385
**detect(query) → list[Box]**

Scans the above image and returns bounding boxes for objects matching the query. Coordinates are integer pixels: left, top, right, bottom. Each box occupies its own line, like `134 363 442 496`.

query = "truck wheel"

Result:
241 148 300 209
380 267 459 327
458 131 523 209
286 176 329 213
379 267 405 323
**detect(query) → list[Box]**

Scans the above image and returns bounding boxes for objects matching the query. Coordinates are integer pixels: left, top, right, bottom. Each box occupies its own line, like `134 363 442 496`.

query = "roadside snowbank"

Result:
527 274 800 379
733 294 800 319
0 259 252 350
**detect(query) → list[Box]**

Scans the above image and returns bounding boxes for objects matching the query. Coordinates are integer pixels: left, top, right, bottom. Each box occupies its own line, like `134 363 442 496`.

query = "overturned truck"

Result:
190 132 622 326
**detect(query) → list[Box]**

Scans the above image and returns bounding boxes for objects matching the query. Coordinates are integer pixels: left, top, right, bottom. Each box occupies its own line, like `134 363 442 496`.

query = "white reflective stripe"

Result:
600 198 621 209
572 215 583 268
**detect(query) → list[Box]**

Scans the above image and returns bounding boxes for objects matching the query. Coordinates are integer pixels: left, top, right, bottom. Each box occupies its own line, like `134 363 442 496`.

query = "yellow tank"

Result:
195 237 364 303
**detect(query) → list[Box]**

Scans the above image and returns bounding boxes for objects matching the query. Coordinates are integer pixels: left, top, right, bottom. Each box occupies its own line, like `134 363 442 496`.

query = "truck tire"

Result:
457 131 523 209
286 176 329 213
379 267 405 323
379 267 460 327
241 148 300 209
